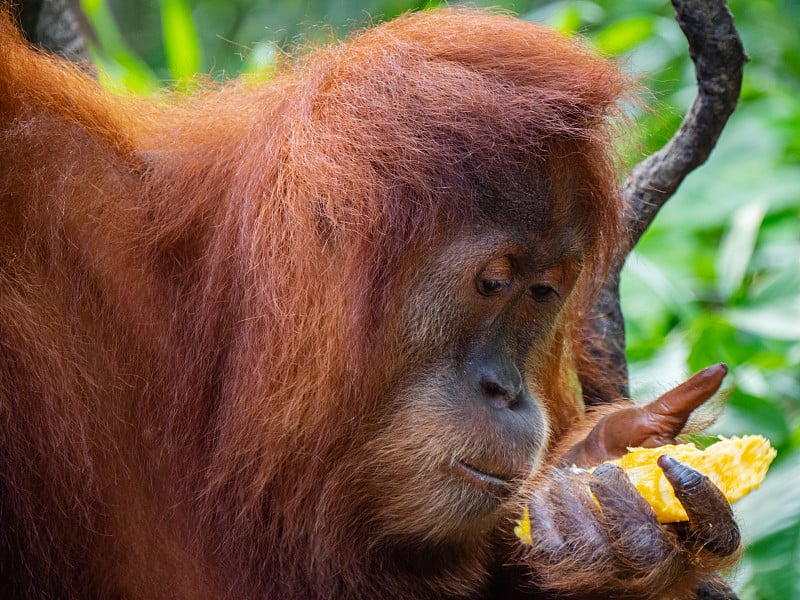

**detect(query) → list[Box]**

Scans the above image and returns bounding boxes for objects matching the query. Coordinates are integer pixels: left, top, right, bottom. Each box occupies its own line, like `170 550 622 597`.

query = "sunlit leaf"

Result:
550 5 582 33
523 1 604 31
160 0 205 83
80 0 158 93
595 15 654 54
242 43 277 75
717 201 767 301
727 301 800 341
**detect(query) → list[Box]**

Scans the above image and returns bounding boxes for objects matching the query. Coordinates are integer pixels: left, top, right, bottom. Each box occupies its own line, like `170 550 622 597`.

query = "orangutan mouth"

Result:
454 460 514 498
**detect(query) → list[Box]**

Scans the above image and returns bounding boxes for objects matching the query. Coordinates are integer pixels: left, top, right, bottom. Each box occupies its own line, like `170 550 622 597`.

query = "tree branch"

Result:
580 0 746 403
623 0 747 249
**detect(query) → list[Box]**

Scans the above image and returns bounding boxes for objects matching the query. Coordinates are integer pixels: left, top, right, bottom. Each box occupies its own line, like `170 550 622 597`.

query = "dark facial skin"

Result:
455 181 584 468
362 221 583 545
454 240 581 491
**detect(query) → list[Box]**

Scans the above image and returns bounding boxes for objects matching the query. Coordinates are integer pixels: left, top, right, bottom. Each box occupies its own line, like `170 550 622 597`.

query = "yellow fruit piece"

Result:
606 435 776 523
514 506 533 546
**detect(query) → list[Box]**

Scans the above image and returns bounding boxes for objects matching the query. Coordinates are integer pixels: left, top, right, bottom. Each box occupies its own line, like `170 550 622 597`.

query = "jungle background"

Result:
79 0 800 596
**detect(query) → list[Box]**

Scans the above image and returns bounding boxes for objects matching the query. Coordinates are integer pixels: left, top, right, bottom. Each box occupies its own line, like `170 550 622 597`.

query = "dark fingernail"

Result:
658 454 678 469
658 454 705 490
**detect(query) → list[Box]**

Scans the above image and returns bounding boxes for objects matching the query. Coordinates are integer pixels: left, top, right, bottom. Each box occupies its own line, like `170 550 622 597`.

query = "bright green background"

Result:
81 0 800 596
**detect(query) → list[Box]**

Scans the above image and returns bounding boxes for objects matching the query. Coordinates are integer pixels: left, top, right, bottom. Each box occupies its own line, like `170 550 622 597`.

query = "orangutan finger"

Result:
658 455 742 557
526 470 605 556
591 463 656 518
643 364 728 436
695 575 740 600
589 464 676 567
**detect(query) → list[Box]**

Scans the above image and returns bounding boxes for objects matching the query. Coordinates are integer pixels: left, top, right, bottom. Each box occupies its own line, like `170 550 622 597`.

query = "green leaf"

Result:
737 525 800 600
717 201 767 301
735 451 800 599
712 392 791 447
160 0 204 83
595 15 655 54
726 300 800 341
80 0 158 93
737 450 800 543
628 335 691 401
523 1 604 31
550 5 583 33
686 314 762 371
623 251 697 321
749 247 800 304
242 43 277 75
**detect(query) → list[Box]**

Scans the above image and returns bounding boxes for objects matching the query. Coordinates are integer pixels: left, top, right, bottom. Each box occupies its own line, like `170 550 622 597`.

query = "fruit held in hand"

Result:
605 434 776 523
513 435 776 545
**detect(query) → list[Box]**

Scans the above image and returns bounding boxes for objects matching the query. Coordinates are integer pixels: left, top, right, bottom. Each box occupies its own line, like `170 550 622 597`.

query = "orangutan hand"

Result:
521 453 741 599
562 363 729 468
517 364 741 599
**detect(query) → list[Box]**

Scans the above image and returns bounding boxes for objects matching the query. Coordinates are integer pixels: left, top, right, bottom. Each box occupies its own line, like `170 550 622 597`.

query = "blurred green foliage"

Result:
81 0 800 596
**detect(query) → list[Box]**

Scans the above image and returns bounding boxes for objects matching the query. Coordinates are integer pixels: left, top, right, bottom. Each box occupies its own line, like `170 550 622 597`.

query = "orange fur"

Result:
1 8 630 599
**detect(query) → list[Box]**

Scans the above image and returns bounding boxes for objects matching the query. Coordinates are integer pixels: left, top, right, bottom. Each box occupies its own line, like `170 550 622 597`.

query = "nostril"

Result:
482 379 505 397
481 378 517 409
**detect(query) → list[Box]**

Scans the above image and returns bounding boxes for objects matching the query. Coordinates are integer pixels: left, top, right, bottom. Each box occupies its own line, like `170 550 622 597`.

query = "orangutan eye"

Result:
478 278 511 296
477 256 513 297
529 284 559 303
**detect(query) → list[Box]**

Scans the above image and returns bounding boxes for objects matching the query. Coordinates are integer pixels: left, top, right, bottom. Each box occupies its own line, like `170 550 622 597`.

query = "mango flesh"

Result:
605 434 776 523
514 435 776 544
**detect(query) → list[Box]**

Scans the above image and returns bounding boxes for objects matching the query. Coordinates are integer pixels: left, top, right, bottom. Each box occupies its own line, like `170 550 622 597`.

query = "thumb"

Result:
561 364 728 467
642 363 728 439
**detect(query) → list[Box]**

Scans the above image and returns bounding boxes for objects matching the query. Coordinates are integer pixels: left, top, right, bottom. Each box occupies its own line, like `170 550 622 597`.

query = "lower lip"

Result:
454 461 513 498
